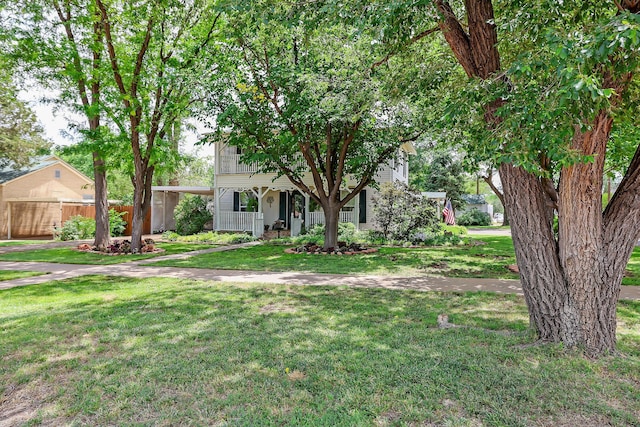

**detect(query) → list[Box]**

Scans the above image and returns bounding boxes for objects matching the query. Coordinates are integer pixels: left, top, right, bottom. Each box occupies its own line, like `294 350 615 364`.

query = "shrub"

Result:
372 181 439 241
161 231 256 244
298 222 358 245
410 228 466 246
174 195 212 235
457 208 492 226
109 209 127 237
58 215 95 241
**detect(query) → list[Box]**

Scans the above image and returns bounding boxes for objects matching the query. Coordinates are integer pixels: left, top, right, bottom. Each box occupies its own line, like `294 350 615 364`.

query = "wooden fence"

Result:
61 204 151 236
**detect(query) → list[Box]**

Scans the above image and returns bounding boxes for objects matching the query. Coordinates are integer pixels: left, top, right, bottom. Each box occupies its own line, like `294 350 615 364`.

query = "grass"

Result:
0 240 50 247
624 249 640 286
0 242 217 265
0 275 638 426
150 235 520 279
0 270 45 281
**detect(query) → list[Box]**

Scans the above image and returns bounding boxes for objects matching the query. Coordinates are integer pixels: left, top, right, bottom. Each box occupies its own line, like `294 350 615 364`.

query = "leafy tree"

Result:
55 144 135 204
372 181 439 241
4 0 115 249
0 61 51 167
4 0 219 252
410 149 467 210
321 0 640 356
94 0 220 252
204 3 424 250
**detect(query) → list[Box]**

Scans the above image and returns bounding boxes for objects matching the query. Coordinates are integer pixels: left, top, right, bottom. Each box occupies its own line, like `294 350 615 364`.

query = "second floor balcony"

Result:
217 153 408 183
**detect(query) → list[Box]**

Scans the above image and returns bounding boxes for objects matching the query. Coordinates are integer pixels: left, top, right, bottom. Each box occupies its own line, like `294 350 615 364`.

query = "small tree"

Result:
372 181 439 241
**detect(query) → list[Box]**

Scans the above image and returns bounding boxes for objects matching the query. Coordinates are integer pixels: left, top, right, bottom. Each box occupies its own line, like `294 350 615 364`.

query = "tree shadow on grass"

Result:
1 276 639 426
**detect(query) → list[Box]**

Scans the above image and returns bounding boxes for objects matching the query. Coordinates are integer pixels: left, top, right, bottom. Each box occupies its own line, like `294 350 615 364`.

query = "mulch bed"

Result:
285 242 378 255
76 238 164 255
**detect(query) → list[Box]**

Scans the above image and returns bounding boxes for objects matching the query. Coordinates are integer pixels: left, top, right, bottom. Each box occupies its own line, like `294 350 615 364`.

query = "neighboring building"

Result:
0 155 94 239
151 142 416 237
458 194 494 218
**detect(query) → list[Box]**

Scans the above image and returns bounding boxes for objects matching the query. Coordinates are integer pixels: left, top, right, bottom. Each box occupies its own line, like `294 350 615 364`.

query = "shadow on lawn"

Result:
1 276 638 426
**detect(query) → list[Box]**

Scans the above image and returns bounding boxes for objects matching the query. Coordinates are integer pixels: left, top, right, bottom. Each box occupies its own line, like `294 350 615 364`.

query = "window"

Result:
54 169 61 179
234 191 258 212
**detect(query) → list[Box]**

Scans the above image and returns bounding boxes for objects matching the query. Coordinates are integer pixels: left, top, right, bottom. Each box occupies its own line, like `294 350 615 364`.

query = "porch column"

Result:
162 191 167 231
304 194 310 230
215 188 221 231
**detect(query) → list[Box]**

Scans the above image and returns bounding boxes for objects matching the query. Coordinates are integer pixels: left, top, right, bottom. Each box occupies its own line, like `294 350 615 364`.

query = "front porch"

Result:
214 186 365 238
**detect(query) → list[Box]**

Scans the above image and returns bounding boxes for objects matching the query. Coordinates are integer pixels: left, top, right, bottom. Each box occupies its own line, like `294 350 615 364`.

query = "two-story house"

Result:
209 140 416 237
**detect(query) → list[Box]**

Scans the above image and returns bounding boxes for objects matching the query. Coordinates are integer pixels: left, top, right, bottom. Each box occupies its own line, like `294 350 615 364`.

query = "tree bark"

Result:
130 150 154 253
435 0 638 355
323 202 341 250
93 153 110 250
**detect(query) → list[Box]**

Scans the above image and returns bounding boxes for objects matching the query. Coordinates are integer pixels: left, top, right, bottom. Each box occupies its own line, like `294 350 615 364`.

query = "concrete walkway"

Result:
0 240 639 300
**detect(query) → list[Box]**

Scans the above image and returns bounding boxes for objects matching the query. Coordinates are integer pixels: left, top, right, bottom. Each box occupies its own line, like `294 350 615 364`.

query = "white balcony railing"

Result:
218 154 307 175
220 154 259 174
308 211 355 228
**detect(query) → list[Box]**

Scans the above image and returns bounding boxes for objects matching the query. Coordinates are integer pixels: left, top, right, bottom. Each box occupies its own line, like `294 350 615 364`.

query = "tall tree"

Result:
325 0 640 355
0 61 51 167
94 0 219 252
4 0 113 249
204 4 423 249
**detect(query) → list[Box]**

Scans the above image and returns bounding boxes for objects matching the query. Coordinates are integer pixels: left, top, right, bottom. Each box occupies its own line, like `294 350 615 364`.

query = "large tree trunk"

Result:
499 112 636 356
93 152 110 250
322 202 341 251
499 163 571 343
130 162 154 253
435 0 640 356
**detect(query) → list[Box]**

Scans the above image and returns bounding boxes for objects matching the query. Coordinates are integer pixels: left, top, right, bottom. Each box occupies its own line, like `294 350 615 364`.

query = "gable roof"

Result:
0 155 92 185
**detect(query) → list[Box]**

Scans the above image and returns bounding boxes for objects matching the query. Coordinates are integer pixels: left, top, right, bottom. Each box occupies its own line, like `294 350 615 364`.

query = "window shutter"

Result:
359 190 367 223
233 192 240 212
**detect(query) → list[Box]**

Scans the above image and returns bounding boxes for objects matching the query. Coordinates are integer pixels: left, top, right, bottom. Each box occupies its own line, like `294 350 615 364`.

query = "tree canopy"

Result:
0 62 50 168
203 2 427 248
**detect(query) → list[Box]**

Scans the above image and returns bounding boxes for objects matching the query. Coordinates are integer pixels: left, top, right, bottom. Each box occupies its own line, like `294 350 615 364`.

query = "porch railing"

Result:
217 211 264 238
308 211 355 228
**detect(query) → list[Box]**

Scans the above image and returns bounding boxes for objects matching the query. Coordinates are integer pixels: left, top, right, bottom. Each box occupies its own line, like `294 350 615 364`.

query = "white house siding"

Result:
218 191 234 212
213 142 415 234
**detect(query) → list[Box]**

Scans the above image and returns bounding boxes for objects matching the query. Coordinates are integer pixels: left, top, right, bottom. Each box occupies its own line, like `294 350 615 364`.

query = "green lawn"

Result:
150 236 520 279
0 270 45 281
147 235 640 286
0 242 217 265
0 240 50 247
0 276 638 426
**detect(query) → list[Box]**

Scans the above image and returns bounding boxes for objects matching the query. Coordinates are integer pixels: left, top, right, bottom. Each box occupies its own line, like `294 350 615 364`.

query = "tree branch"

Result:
371 26 440 70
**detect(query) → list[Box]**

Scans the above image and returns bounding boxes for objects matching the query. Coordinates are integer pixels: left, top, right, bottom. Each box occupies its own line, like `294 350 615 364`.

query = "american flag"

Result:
443 199 455 225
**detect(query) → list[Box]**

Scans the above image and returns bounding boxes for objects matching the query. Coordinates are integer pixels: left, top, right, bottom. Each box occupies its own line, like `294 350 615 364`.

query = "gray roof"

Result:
0 156 59 185
462 194 487 204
